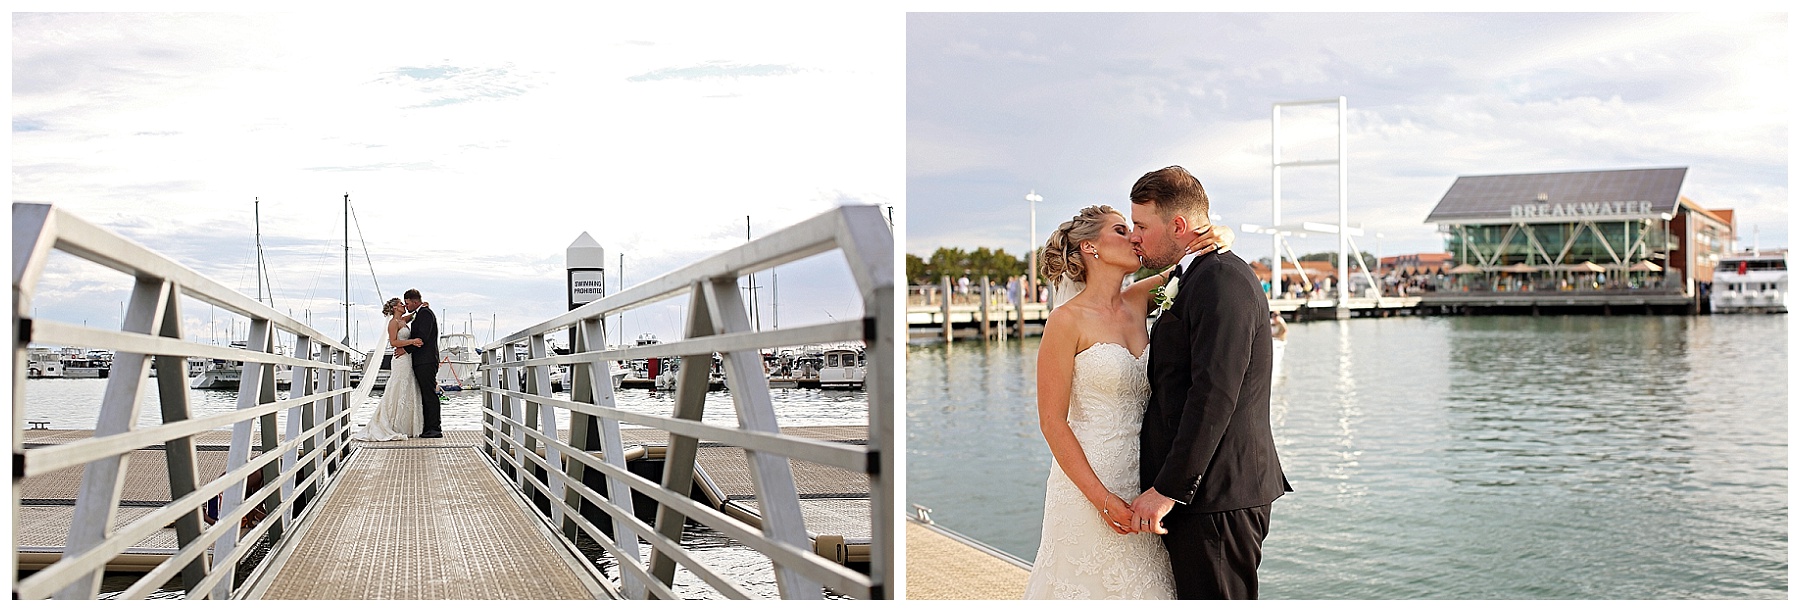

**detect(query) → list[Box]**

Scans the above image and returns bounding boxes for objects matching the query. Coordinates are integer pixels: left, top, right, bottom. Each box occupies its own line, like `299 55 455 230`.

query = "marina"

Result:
905 314 1788 598
13 203 893 600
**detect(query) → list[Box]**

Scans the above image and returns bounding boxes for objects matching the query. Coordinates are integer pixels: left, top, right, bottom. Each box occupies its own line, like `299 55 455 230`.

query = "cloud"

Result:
626 61 803 82
907 12 1789 257
374 63 543 108
13 10 899 348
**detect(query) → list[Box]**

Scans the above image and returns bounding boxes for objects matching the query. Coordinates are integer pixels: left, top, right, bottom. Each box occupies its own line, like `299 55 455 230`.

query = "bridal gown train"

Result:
1023 342 1176 599
353 326 422 442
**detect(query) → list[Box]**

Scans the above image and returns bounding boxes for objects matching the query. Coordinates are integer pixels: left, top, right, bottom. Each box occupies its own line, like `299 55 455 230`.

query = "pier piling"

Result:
940 275 953 344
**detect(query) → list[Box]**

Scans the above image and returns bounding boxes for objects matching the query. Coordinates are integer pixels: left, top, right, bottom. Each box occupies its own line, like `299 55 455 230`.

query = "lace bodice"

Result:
1067 342 1151 446
1024 342 1174 599
392 325 411 355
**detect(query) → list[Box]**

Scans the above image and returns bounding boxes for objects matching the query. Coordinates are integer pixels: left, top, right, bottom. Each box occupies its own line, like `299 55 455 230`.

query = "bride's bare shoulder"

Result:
1042 303 1099 348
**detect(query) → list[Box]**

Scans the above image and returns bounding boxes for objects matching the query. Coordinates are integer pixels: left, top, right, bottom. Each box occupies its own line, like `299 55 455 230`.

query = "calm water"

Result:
23 377 868 600
22 379 869 433
907 315 1788 599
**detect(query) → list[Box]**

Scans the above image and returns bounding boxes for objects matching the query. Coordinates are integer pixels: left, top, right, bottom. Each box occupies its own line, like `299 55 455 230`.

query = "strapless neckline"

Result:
1078 341 1148 362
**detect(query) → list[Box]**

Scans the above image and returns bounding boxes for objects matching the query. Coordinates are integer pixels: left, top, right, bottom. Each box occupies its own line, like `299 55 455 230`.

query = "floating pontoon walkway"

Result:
904 517 1030 600
246 435 608 599
618 425 872 565
15 429 252 572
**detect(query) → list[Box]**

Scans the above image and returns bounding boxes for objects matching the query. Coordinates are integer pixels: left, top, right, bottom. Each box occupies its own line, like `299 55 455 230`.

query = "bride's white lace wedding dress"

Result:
1023 342 1175 599
352 326 422 442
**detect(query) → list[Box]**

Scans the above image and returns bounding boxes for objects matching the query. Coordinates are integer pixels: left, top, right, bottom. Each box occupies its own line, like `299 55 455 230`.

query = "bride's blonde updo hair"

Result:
1040 205 1121 284
381 297 403 317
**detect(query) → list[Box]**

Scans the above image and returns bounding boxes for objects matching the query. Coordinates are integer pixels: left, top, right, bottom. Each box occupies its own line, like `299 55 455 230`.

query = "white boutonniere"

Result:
1152 276 1180 312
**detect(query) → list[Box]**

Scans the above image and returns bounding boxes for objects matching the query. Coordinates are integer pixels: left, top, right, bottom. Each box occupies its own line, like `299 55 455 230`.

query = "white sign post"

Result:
567 233 607 310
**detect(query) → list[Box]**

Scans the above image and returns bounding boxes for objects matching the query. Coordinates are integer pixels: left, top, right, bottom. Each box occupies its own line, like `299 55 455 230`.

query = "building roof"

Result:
1250 260 1336 281
1679 196 1733 227
1424 167 1687 224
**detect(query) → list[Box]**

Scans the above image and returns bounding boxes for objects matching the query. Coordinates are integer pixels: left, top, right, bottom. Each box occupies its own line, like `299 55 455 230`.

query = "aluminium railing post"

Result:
326 348 346 475
295 342 320 508
576 315 644 598
281 336 314 526
701 277 820 599
150 284 208 593
55 276 172 598
648 280 717 593
497 341 518 477
12 204 55 600
868 279 896 597
564 322 596 541
517 335 546 494
530 332 566 528
213 317 271 599
834 204 895 597
481 348 498 459
255 332 283 542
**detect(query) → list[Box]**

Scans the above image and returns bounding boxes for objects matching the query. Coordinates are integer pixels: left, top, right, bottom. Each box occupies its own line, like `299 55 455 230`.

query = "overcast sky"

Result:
13 9 901 350
907 12 1789 265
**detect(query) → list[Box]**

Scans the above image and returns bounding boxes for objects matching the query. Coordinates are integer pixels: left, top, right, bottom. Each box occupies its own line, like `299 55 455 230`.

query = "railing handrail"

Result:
475 204 893 600
14 202 363 600
483 206 888 351
15 202 361 357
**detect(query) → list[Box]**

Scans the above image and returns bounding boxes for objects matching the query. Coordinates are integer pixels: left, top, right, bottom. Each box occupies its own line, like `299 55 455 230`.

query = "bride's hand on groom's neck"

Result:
1183 223 1233 255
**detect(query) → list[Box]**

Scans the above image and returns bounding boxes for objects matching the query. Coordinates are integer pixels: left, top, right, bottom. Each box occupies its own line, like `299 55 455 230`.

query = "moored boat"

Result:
1712 249 1789 313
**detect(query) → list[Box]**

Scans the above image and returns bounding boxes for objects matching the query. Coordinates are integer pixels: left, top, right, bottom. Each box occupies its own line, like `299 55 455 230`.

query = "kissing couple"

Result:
352 288 444 441
1023 166 1292 600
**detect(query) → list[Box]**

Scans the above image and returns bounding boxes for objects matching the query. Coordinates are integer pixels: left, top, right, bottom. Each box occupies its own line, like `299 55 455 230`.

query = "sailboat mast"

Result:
344 193 351 344
255 197 263 305
618 253 625 344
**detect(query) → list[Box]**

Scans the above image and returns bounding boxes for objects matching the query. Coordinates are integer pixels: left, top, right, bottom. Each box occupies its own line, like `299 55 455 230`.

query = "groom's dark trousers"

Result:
410 306 442 433
1140 250 1291 600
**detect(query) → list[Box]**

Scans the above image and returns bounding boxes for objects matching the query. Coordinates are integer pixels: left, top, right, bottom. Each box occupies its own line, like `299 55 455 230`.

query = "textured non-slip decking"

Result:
249 437 605 600
905 519 1030 600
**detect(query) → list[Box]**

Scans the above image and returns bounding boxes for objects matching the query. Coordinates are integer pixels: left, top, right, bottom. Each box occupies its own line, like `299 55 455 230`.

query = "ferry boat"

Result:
1712 249 1789 314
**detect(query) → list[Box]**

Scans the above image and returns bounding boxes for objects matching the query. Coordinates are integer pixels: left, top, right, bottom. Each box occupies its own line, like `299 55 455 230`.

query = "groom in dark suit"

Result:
1127 166 1290 599
404 288 443 438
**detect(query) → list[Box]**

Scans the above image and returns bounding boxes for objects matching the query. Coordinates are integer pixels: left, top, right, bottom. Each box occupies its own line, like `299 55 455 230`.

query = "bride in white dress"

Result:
353 298 426 442
1023 205 1225 599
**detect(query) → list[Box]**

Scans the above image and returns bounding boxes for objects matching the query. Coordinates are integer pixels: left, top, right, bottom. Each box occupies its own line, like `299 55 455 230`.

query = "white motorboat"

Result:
61 350 112 379
435 332 483 391
27 347 64 378
190 341 292 390
817 347 865 389
1712 249 1789 313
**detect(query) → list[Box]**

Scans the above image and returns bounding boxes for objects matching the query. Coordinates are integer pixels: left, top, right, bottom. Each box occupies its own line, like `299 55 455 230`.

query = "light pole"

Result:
1025 190 1042 302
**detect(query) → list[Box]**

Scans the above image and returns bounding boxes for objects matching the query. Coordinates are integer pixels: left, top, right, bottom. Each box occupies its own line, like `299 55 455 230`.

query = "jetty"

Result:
12 202 894 600
906 278 1428 341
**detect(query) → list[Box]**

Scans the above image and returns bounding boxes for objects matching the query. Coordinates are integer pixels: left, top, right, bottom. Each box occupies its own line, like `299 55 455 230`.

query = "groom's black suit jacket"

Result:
1140 249 1290 515
409 306 439 369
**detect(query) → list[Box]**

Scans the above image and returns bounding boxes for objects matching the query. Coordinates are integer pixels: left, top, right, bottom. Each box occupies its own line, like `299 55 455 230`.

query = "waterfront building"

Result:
1424 167 1734 299
1250 260 1339 298
1380 253 1455 277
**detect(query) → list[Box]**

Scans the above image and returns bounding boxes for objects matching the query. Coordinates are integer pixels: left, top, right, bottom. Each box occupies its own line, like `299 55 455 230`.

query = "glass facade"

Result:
1443 219 1670 267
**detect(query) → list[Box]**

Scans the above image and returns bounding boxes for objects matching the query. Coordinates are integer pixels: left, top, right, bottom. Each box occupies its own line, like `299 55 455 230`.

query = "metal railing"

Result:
476 205 893 600
13 202 364 599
